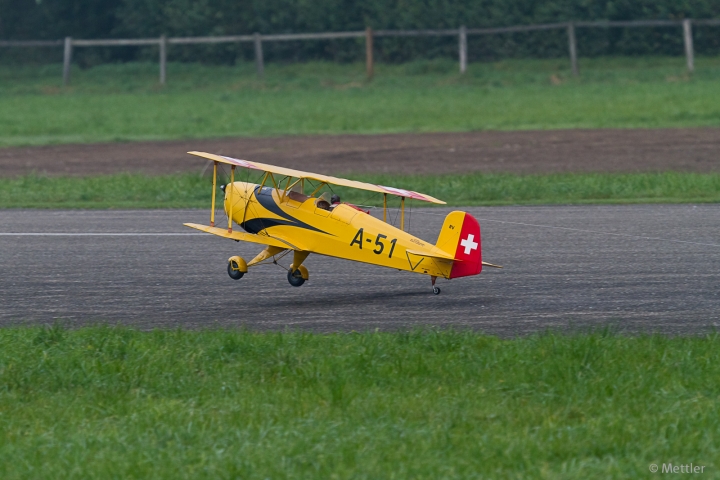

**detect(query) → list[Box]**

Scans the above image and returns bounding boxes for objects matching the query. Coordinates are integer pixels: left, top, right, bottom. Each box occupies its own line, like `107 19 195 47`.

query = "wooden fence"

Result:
2 19 720 86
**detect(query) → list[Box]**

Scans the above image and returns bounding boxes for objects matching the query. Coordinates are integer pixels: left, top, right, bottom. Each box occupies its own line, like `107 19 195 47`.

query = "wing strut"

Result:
227 165 235 233
400 196 405 231
383 193 387 222
210 161 217 227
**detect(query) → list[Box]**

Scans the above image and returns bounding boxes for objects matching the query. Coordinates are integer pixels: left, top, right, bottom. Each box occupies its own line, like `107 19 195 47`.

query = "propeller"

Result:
200 160 232 187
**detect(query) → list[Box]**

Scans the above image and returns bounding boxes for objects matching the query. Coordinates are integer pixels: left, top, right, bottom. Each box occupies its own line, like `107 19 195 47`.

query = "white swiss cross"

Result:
460 234 478 255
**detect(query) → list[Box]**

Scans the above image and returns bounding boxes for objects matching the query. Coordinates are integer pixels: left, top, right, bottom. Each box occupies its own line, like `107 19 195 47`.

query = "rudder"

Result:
435 211 482 278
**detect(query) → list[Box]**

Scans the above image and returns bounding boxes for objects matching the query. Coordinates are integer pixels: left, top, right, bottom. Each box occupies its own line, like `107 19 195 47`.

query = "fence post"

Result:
459 26 467 73
62 36 72 86
567 22 578 76
254 33 264 77
159 35 167 85
683 19 694 73
366 27 374 80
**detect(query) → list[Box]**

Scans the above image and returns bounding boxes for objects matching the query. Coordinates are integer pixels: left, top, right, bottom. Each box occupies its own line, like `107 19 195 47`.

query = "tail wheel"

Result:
227 260 245 280
287 269 305 287
432 286 441 295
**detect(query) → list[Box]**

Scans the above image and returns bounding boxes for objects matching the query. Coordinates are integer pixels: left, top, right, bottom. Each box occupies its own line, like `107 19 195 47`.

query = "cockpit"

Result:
315 192 332 211
283 182 342 213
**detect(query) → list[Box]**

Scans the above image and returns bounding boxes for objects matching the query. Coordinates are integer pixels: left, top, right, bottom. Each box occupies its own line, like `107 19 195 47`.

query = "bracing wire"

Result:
248 249 291 269
407 199 412 232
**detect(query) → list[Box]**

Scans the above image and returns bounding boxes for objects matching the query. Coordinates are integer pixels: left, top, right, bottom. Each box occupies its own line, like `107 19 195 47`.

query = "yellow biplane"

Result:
185 152 500 294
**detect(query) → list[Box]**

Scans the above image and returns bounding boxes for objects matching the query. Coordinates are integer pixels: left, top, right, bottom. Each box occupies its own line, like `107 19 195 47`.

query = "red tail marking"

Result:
449 214 482 278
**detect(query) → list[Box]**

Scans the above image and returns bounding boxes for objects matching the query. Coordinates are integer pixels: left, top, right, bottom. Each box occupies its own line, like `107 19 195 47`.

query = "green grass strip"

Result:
2 57 720 147
1 171 718 209
0 326 717 478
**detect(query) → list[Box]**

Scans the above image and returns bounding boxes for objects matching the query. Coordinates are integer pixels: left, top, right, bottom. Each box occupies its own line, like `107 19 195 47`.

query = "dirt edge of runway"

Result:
2 127 720 178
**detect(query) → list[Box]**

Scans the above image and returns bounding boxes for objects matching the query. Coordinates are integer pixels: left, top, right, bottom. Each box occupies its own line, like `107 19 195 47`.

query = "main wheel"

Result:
227 261 244 280
287 269 305 287
432 286 441 295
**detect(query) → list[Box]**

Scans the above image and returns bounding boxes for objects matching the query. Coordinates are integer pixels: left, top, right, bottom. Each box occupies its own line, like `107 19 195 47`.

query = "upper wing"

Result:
188 151 446 205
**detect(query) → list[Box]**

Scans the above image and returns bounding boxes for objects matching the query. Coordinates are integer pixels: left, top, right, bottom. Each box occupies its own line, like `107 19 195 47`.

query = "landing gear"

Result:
287 269 305 287
287 264 309 287
228 263 244 280
227 249 311 287
286 251 310 287
227 256 247 280
431 275 441 295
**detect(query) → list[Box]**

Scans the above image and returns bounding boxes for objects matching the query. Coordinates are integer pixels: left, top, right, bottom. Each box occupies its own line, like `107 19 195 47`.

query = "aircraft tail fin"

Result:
435 211 482 278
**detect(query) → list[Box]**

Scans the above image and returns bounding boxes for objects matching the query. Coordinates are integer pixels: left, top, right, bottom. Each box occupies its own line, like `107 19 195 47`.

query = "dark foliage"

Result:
1 0 719 65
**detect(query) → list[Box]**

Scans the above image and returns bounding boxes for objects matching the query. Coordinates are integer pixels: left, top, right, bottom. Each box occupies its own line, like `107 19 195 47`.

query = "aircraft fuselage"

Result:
225 182 457 278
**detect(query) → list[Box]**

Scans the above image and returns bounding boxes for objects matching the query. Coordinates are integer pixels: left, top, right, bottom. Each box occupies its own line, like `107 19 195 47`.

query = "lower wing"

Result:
184 223 301 250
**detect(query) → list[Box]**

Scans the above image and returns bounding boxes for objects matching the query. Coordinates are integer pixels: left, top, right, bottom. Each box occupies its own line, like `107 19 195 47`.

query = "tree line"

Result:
2 0 719 65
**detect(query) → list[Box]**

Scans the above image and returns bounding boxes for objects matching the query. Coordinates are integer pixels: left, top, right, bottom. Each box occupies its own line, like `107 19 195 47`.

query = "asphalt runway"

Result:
1 205 718 336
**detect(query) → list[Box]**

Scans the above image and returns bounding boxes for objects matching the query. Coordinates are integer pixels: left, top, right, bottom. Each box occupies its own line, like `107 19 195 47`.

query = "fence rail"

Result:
168 35 254 44
71 38 160 47
575 20 681 27
467 22 571 34
0 40 64 47
374 29 458 37
1 19 717 85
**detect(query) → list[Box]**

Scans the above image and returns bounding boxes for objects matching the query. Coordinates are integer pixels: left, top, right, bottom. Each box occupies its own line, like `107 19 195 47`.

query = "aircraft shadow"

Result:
251 288 494 310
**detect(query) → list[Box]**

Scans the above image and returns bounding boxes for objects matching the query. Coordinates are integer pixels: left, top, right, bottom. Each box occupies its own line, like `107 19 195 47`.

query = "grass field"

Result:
0 326 717 479
2 171 719 209
1 56 720 147
4 55 719 479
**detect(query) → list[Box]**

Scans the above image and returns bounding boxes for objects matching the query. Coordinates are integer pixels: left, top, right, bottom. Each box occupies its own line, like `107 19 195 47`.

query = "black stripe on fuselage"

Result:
241 218 292 234
246 186 333 236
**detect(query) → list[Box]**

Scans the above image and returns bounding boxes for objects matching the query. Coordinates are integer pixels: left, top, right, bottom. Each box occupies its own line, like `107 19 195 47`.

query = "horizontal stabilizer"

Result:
183 223 297 249
405 249 454 261
482 261 503 269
